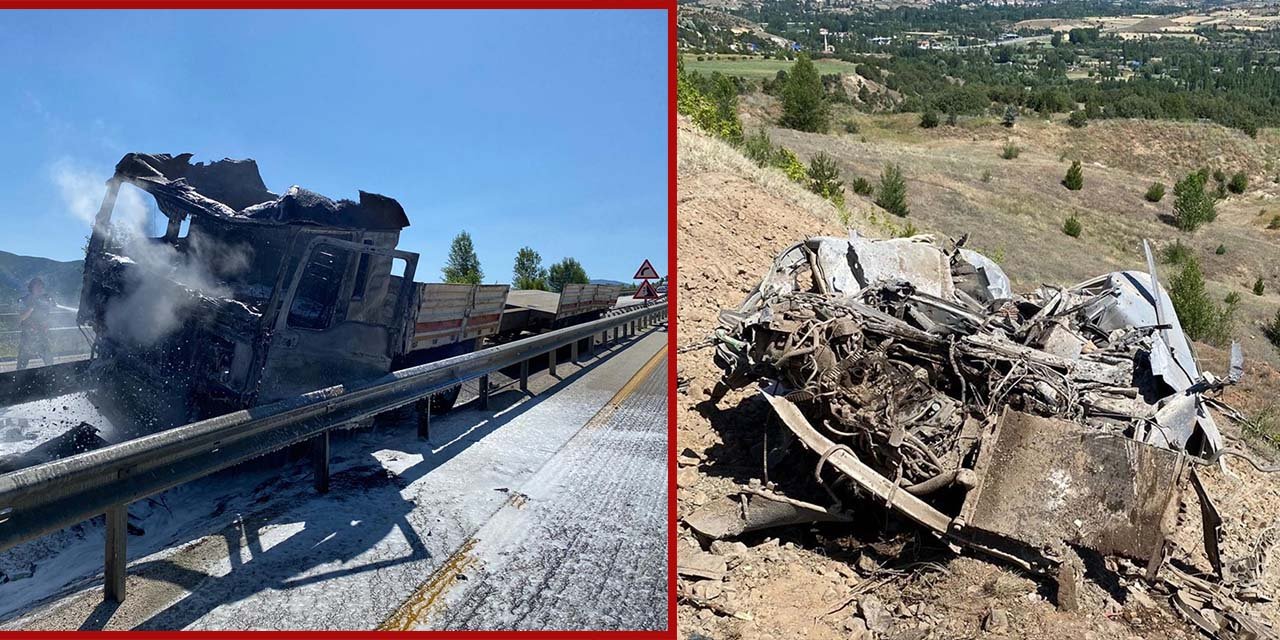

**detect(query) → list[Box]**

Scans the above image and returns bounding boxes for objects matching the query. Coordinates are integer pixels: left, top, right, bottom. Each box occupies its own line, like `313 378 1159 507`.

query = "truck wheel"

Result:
429 385 461 414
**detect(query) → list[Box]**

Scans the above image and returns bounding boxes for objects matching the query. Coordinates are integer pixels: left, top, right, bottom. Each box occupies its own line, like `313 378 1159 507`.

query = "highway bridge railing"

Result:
0 301 667 603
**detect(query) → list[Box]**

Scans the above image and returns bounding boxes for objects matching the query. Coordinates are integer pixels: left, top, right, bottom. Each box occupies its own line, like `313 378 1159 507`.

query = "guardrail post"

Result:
519 359 530 394
478 375 490 410
104 504 127 603
549 349 558 378
312 432 330 494
570 340 579 364
417 402 431 441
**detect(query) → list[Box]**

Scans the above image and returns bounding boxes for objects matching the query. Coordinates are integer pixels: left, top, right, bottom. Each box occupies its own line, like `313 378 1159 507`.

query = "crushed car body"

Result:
705 232 1252 588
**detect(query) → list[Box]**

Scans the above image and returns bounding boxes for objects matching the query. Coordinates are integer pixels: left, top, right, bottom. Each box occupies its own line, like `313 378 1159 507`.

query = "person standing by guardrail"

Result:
17 277 56 370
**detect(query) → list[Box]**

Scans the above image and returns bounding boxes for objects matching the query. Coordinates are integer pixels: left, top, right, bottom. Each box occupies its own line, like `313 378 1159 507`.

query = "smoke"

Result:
51 160 254 346
51 159 150 233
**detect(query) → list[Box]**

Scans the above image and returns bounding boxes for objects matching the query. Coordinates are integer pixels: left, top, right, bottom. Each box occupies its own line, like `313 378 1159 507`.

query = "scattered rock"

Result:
859 594 892 633
856 552 881 574
983 607 1009 634
678 550 728 581
710 540 748 557
677 466 701 489
691 580 723 600
843 614 871 640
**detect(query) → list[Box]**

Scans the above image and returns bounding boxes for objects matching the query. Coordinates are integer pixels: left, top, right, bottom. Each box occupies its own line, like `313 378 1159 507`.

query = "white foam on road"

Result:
1 330 667 631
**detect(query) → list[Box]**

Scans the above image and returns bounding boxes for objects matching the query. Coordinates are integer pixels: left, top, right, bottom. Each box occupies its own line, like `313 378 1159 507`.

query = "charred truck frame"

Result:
77 153 619 434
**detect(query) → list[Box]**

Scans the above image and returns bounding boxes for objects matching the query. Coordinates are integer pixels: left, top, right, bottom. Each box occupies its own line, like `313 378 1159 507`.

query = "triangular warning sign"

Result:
633 259 660 280
633 280 660 300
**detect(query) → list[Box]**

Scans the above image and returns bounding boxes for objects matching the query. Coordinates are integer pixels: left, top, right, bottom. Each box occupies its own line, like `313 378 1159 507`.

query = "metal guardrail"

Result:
0 301 667 603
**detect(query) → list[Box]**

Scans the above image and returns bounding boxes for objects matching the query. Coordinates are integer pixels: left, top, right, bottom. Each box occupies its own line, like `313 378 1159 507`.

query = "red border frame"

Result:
0 1 677 638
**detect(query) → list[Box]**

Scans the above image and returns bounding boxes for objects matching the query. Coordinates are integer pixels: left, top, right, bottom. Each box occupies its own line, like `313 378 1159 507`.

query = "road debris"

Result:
689 232 1279 638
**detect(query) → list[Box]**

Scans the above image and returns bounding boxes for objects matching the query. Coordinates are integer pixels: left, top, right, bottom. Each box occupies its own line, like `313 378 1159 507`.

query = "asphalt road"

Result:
417 347 667 631
1 328 669 631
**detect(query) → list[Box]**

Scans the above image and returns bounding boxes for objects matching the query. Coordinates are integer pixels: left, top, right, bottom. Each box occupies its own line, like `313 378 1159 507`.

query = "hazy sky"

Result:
0 9 667 282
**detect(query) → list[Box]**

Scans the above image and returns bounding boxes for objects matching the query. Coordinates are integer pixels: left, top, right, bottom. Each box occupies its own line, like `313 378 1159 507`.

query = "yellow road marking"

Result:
379 538 478 631
585 343 667 429
378 343 667 630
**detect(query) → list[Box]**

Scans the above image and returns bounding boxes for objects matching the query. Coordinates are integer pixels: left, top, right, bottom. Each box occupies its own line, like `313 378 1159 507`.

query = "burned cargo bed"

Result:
499 284 621 337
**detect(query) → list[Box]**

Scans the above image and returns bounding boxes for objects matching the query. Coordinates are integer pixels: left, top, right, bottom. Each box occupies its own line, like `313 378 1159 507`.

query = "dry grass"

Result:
745 103 1280 368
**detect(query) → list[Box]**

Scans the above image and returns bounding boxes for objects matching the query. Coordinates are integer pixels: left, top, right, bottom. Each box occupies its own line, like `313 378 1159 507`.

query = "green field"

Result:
681 54 860 78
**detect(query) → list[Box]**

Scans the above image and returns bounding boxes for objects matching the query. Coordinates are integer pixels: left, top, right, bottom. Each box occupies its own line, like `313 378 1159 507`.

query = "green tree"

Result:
780 54 829 133
512 246 547 290
920 111 940 128
1264 310 1280 351
1062 160 1084 190
1063 214 1082 237
1067 110 1088 128
807 152 844 202
876 163 910 217
547 257 590 293
1001 105 1018 128
1173 171 1216 231
1168 253 1234 345
442 231 483 284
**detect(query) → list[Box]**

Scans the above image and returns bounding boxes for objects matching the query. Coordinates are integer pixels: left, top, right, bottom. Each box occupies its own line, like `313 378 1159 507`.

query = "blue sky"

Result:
0 9 667 283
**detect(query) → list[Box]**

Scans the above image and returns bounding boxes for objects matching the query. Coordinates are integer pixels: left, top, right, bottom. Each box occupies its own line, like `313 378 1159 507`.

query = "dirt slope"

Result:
675 117 1280 640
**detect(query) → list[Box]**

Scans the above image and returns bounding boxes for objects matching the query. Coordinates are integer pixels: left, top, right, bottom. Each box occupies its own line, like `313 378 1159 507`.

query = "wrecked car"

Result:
700 232 1268 637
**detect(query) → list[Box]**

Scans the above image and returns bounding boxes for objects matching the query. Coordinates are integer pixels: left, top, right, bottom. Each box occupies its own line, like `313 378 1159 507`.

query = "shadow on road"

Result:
62 333 652 631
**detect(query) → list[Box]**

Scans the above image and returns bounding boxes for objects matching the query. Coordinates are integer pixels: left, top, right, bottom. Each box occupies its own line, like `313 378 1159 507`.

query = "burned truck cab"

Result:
79 153 419 434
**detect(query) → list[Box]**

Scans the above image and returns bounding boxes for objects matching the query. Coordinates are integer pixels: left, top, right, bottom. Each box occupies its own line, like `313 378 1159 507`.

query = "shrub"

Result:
1215 244 1227 255
920 111 940 128
1255 277 1266 296
743 129 774 167
1067 110 1088 128
678 69 744 143
1229 171 1249 194
1062 160 1084 190
843 119 860 134
981 169 992 183
1145 182 1165 203
1173 171 1216 231
1062 214 1082 237
773 147 808 183
1000 142 1020 160
807 152 845 204
1160 239 1193 265
946 112 958 126
1225 291 1242 305
1270 215 1280 230
1265 310 1280 351
1168 254 1235 345
876 163 910 217
850 176 874 196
